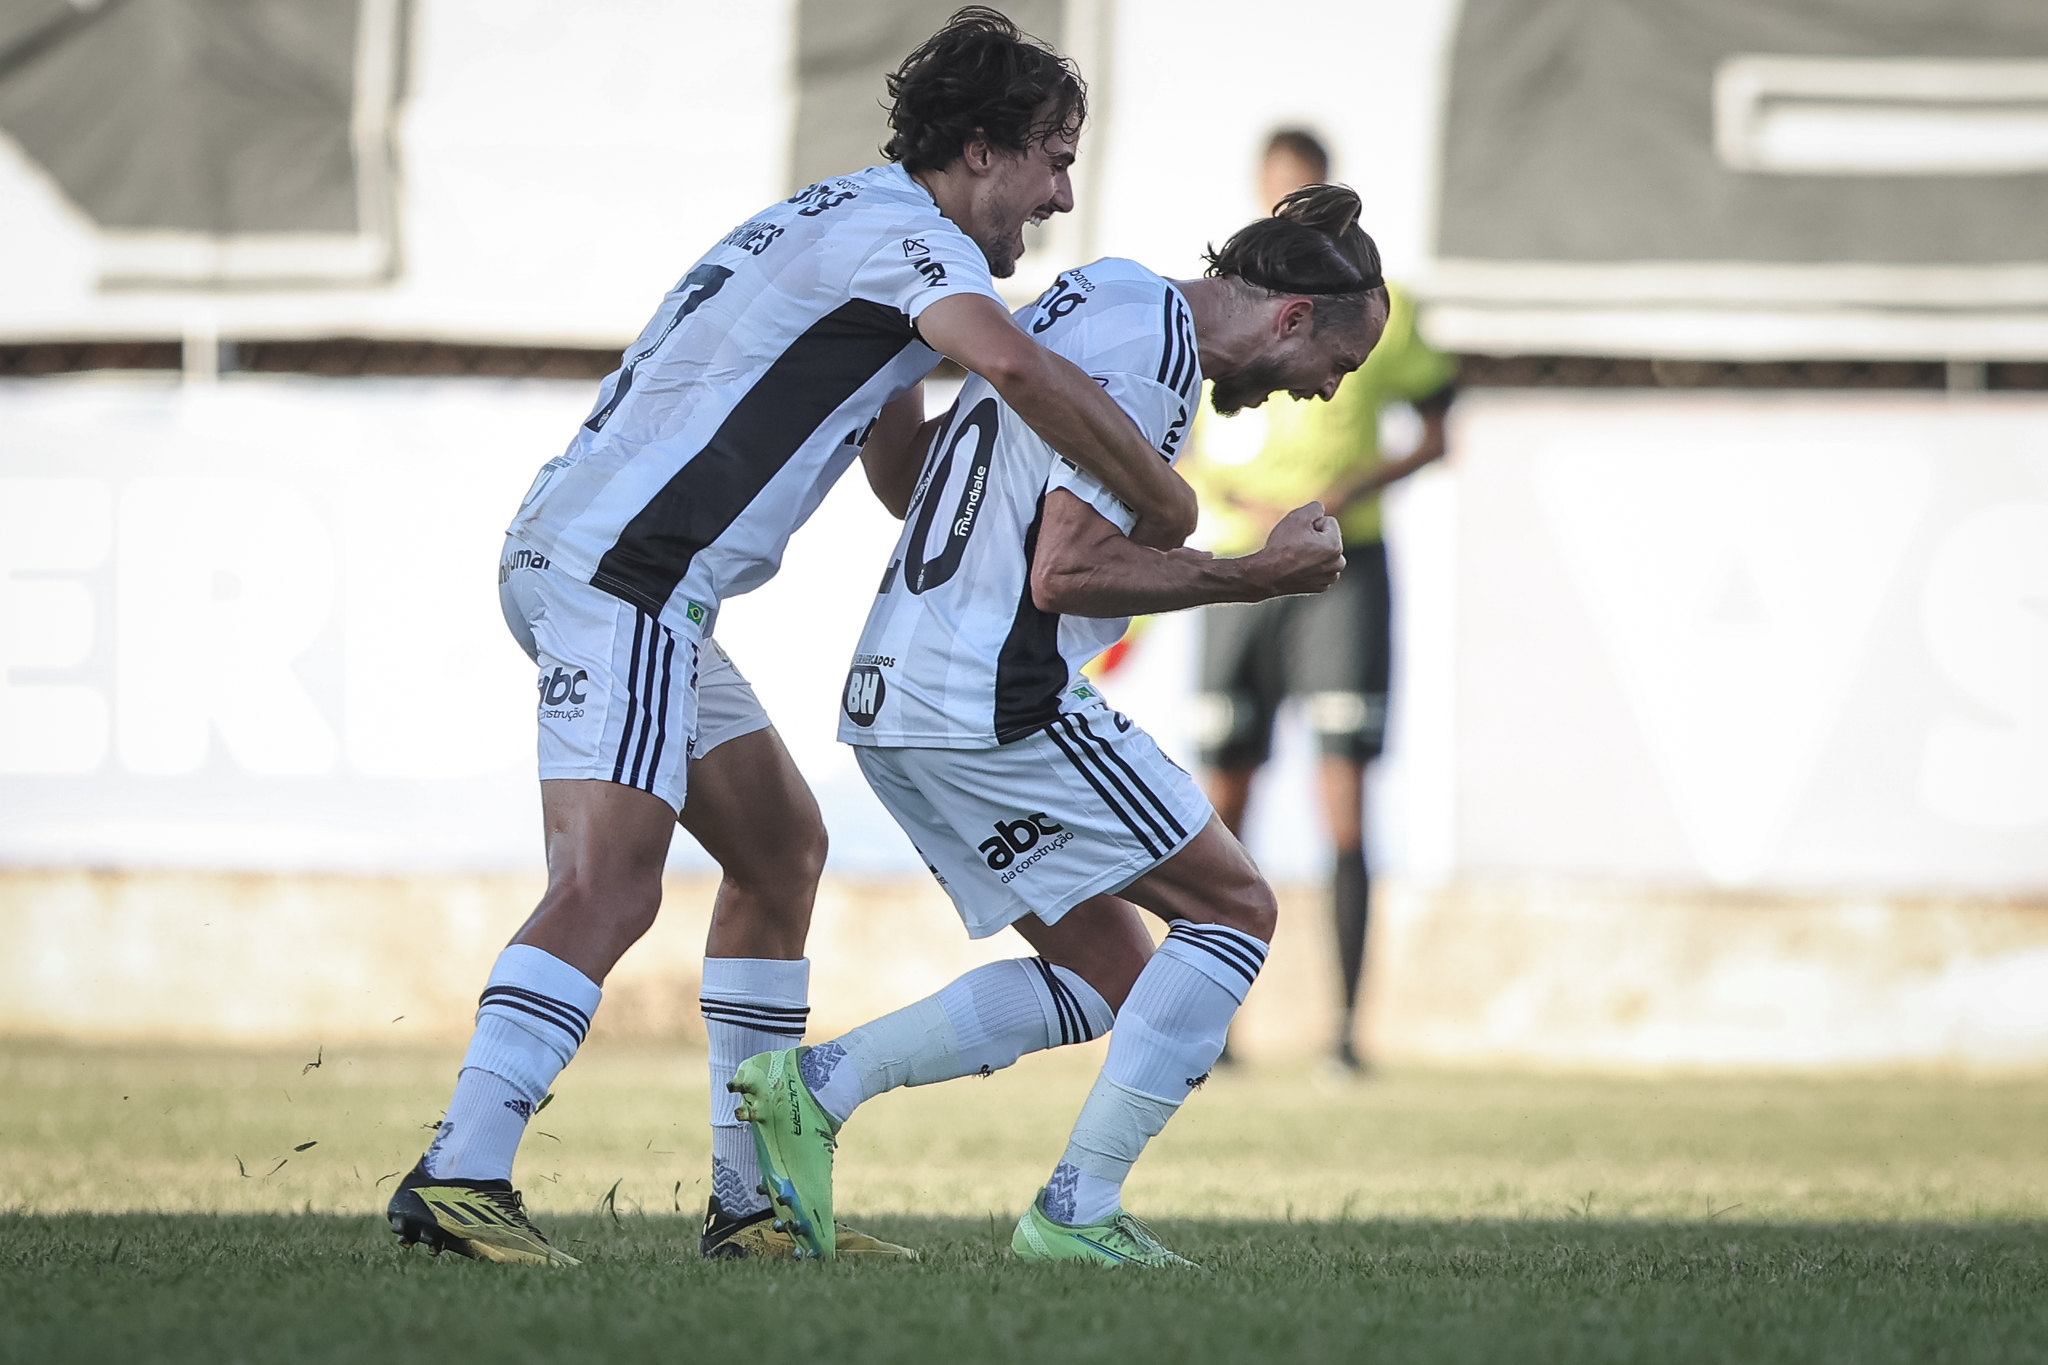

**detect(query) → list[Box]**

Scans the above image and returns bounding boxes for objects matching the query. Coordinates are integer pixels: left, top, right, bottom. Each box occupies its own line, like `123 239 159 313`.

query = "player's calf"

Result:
516 777 678 980
1030 820 1275 1247
1011 893 1154 1011
1117 814 1277 942
801 953 1116 1127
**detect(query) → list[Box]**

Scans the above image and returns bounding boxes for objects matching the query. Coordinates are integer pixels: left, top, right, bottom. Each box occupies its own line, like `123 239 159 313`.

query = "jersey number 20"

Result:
904 396 998 595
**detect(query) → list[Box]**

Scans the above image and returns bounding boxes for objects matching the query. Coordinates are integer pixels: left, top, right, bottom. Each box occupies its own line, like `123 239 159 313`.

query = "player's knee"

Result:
768 814 829 895
542 860 664 941
789 816 829 887
1214 876 1279 944
721 810 826 905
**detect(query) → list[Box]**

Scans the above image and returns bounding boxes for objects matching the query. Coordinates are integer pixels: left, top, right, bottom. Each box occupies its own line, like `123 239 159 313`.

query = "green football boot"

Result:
1011 1189 1200 1269
728 1047 841 1260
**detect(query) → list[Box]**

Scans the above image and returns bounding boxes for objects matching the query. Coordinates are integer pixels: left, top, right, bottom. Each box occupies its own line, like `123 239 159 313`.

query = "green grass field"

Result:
5 1041 2047 1363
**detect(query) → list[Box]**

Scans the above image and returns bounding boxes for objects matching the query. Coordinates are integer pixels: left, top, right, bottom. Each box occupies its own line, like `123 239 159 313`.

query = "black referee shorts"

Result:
1195 540 1391 770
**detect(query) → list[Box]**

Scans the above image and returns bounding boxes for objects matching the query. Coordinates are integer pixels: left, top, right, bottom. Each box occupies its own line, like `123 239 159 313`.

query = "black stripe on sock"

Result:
1175 924 1267 979
480 983 592 1036
698 1001 810 1037
696 1002 806 1023
1175 920 1269 959
479 986 590 1042
1042 961 1096 1044
1031 957 1079 1046
1174 922 1269 970
697 998 810 1025
1048 973 1083 1045
1164 925 1259 989
1046 717 1159 859
479 992 590 1045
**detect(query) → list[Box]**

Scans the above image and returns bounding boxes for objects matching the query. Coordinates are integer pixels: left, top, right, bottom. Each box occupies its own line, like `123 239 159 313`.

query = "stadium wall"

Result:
5 869 2046 1069
3 377 2044 1064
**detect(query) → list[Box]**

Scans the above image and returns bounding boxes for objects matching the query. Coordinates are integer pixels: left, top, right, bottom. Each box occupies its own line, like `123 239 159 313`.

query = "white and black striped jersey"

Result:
839 257 1201 749
506 164 1005 635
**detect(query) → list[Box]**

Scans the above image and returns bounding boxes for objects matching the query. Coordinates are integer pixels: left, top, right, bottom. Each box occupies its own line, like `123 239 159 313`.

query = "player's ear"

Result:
961 131 994 175
1278 297 1315 338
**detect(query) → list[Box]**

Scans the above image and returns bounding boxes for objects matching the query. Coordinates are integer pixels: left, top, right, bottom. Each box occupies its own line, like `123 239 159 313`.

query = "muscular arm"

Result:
1030 488 1343 617
916 293 1198 549
859 383 940 519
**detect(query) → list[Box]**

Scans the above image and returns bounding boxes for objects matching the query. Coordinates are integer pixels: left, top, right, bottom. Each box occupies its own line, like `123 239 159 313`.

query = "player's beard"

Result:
978 197 1059 280
977 211 1046 280
1209 358 1293 415
980 230 1020 279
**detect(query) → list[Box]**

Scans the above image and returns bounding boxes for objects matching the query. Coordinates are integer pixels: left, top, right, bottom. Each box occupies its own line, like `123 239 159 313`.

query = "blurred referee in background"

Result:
1187 129 1457 1073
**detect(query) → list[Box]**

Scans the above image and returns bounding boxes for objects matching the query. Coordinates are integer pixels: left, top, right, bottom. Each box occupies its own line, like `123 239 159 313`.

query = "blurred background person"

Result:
1186 128 1457 1073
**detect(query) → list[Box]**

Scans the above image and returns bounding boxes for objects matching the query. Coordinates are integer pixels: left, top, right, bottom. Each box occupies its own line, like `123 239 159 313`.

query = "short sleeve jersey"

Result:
1186 282 1455 554
505 164 1005 635
840 258 1200 749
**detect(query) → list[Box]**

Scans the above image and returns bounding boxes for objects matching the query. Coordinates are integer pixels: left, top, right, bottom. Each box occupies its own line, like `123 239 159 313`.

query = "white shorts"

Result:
499 539 769 813
853 704 1215 939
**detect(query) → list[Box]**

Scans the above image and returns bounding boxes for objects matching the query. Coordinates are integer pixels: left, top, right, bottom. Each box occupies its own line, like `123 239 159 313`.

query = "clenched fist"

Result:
1248 502 1346 598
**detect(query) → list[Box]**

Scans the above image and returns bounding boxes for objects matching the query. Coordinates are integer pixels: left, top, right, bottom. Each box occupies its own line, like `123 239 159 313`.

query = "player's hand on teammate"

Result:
1249 501 1345 598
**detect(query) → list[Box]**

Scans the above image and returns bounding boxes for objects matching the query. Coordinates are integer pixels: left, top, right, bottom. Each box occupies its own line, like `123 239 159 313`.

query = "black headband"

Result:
1241 268 1384 297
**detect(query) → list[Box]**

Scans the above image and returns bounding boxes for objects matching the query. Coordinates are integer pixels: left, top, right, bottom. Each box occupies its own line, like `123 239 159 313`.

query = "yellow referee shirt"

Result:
1187 282 1455 556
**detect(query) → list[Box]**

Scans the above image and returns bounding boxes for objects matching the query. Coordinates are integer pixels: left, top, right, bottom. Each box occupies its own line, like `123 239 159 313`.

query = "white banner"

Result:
1452 390 2048 890
7 379 2041 893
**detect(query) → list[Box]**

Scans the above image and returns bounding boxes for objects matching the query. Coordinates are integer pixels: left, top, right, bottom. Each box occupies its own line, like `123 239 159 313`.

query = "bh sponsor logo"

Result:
843 664 886 727
979 812 1074 882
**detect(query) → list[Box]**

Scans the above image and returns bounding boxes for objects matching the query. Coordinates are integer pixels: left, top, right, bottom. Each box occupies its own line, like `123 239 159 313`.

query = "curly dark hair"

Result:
1204 184 1386 330
883 7 1088 174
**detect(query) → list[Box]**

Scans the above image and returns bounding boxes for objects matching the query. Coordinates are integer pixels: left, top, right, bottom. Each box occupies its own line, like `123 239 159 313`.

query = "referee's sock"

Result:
802 958 1113 1127
1334 846 1370 1035
1044 922 1267 1228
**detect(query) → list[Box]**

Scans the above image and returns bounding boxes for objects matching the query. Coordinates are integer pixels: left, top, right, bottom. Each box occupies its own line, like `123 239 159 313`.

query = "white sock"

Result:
423 944 601 1182
1044 922 1267 1226
804 958 1112 1127
701 956 809 1217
